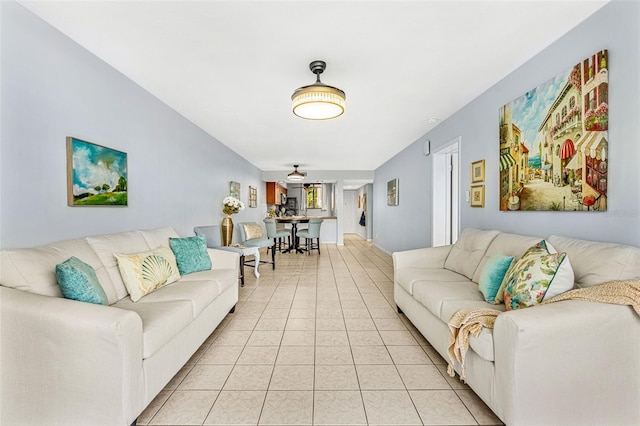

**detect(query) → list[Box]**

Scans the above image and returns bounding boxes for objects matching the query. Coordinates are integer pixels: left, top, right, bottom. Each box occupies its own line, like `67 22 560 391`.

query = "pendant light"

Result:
291 60 346 120
287 165 305 181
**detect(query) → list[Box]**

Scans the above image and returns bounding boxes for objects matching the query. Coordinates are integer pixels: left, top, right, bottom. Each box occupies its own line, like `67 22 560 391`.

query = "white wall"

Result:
374 1 640 253
0 2 266 248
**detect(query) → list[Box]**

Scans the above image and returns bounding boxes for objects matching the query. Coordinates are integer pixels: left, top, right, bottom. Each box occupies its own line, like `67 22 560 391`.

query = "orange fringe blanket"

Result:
447 279 640 380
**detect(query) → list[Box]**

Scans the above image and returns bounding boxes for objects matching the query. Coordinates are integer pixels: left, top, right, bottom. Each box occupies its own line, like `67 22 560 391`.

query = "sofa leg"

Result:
229 305 236 314
397 305 403 314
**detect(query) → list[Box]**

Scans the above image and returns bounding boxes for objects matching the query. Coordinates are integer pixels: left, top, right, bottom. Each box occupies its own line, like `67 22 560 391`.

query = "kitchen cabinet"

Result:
266 182 287 205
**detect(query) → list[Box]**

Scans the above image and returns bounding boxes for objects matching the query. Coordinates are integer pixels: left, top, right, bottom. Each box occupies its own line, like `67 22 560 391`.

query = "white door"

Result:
343 190 356 233
432 138 460 246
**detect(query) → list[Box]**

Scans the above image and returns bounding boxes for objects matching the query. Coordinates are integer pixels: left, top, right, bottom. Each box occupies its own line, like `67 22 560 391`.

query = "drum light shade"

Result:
287 165 305 181
292 61 345 120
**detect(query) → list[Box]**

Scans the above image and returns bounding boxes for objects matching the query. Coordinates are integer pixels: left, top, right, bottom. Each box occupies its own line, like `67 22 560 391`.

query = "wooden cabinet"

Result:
266 182 287 205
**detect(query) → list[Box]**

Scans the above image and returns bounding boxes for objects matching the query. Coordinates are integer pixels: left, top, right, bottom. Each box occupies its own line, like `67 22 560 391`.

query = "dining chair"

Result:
263 218 291 253
296 218 323 255
238 222 276 269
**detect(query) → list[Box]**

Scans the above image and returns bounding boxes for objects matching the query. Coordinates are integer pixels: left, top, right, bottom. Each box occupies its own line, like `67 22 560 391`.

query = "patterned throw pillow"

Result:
243 224 264 240
502 240 574 311
478 254 515 303
115 247 181 302
169 235 212 275
56 256 108 305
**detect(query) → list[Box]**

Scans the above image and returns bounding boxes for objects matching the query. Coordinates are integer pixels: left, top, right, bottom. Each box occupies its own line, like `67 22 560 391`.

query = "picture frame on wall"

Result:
248 186 257 208
471 159 485 183
66 137 128 206
470 185 485 208
387 178 399 206
229 181 240 199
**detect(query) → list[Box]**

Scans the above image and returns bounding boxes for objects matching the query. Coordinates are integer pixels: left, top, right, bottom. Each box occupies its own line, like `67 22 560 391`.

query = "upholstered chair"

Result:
263 218 291 253
238 222 276 269
296 218 323 255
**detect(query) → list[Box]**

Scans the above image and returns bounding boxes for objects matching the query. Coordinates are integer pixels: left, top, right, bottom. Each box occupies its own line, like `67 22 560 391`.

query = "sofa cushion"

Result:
113 298 192 359
478 254 514 303
395 268 468 295
0 238 117 303
548 235 640 288
87 231 152 301
115 247 181 302
502 240 573 310
169 235 212 275
55 256 109 305
444 229 500 279
179 268 238 295
472 232 543 283
137 279 221 318
412 280 484 321
141 226 181 249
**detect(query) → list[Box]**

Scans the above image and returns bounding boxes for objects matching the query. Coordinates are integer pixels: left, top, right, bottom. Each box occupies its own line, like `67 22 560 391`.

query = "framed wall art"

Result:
66 137 127 206
229 181 240 200
470 185 485 208
471 160 485 183
499 50 608 211
387 178 399 206
248 186 257 208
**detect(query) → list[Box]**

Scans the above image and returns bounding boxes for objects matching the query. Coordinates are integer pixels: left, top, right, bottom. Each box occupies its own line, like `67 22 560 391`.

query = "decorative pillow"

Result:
115 247 181 302
478 254 514 303
56 256 108 305
502 240 574 311
169 234 212 275
243 224 264 240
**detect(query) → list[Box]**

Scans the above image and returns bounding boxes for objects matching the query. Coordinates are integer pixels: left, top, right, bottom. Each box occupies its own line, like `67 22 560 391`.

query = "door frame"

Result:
432 137 460 247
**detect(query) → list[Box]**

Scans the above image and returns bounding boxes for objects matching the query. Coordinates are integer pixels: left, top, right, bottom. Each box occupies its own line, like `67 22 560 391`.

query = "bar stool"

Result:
296 218 323 255
263 218 291 253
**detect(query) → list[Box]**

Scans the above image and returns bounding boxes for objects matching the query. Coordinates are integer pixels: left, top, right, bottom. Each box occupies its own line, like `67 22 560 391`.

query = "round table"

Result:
276 217 310 254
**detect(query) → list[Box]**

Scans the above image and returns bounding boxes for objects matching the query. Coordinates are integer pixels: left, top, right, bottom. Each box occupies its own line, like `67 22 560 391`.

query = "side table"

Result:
218 244 260 286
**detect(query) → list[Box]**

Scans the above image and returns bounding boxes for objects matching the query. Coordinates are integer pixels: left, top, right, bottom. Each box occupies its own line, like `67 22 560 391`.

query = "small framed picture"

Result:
248 186 257 208
471 159 485 183
470 185 485 208
229 181 240 199
387 178 399 206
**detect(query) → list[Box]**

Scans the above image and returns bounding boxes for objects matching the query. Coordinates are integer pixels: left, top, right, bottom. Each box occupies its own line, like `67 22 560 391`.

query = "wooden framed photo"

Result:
470 185 485 208
229 181 240 199
66 137 127 206
471 159 485 183
248 186 257 208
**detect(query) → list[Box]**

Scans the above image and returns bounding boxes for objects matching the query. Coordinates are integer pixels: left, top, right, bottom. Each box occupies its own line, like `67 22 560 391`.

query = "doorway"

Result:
343 190 357 234
432 137 460 246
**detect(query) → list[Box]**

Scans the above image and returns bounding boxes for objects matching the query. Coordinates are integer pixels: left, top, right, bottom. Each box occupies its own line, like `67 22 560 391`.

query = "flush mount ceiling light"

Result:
291 60 346 120
287 165 305 181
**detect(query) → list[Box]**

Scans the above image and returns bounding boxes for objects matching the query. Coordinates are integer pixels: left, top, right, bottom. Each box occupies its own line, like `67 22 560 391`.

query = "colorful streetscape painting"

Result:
499 50 608 212
66 137 128 206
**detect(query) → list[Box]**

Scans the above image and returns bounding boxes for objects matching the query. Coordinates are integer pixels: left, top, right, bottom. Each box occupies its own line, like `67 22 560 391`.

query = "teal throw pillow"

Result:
55 256 108 305
478 254 515 303
169 234 212 275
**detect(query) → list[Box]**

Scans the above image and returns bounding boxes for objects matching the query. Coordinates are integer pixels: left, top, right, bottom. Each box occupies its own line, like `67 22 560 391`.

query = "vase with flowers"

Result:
221 196 245 246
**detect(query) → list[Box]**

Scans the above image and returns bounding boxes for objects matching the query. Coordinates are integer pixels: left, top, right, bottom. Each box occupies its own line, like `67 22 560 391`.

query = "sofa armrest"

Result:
493 300 640 425
0 286 144 426
208 248 240 274
392 245 452 271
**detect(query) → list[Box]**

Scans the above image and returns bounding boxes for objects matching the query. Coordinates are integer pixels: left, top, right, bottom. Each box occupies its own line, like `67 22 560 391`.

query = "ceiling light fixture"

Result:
287 165 305 181
292 60 346 120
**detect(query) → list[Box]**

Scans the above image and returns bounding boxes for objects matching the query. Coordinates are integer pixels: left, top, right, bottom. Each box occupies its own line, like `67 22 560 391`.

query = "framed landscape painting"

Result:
66 137 127 206
499 50 608 211
387 178 399 206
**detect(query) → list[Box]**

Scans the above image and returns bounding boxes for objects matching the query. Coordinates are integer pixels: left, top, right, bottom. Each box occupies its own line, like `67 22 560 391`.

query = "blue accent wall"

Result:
374 1 639 253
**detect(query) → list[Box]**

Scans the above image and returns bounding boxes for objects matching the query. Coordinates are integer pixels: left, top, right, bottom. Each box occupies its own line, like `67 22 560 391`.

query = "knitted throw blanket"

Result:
447 279 640 381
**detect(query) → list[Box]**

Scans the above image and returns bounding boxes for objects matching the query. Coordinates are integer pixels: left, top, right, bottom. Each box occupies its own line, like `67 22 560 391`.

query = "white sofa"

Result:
0 226 239 426
393 228 640 426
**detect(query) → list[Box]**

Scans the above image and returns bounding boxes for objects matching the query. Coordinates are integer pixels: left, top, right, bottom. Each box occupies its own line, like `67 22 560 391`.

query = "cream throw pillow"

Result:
115 247 181 302
244 224 264 240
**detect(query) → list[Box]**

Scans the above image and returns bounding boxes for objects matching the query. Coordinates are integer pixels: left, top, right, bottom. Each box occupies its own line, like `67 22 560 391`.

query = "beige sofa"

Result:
393 228 640 426
0 227 239 426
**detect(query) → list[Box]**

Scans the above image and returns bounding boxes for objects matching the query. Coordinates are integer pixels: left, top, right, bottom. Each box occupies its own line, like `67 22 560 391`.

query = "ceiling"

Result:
20 1 608 172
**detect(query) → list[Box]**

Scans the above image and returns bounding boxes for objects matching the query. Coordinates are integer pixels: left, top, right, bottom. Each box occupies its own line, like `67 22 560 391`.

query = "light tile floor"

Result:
139 234 503 426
